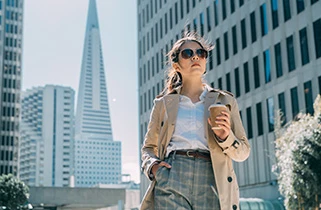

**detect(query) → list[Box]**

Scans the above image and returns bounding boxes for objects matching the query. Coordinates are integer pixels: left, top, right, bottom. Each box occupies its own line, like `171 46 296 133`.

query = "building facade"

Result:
19 85 75 187
0 0 24 176
74 0 121 187
138 0 321 201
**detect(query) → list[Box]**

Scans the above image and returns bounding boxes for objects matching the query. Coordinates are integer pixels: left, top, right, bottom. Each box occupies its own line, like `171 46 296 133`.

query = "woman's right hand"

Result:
151 161 172 177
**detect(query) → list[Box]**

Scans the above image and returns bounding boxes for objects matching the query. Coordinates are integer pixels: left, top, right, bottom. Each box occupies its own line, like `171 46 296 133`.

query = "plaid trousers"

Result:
154 152 221 210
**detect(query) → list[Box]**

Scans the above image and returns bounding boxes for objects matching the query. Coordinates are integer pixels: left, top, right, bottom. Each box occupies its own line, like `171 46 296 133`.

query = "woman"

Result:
140 33 250 210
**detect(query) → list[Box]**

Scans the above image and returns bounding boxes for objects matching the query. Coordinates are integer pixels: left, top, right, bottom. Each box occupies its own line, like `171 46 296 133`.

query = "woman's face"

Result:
174 41 207 78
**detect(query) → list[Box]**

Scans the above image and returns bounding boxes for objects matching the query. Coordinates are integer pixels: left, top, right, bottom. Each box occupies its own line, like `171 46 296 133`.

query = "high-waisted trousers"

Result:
154 152 221 210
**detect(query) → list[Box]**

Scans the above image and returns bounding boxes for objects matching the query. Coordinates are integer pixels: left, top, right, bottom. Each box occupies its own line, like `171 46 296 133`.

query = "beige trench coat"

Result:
140 85 251 210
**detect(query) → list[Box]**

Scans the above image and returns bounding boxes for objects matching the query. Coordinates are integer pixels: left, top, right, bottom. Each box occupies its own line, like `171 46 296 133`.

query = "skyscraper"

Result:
0 0 24 175
138 0 321 202
74 0 121 187
19 85 75 187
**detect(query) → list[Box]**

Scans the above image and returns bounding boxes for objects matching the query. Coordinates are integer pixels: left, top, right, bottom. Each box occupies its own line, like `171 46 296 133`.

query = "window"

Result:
256 103 264 135
186 0 190 13
148 90 151 110
164 13 168 34
222 0 227 20
311 0 319 4
250 11 257 43
146 5 149 23
218 77 222 90
138 13 141 31
209 51 213 70
241 18 247 49
299 28 310 65
150 1 153 19
260 3 268 36
283 0 291 22
214 0 219 26
290 87 299 119
313 18 321 59
169 9 173 29
253 56 260 88
244 62 250 93
156 52 159 73
160 18 163 39
296 0 305 14
175 3 178 24
278 92 287 125
274 43 283 78
151 29 154 47
216 38 221 65
180 0 184 19
271 0 279 29
147 61 150 80
304 81 314 115
231 0 235 13
226 73 231 91
286 35 296 72
232 25 238 54
147 32 150 51
224 32 229 60
239 0 244 7
143 65 146 83
246 107 253 139
193 18 197 32
319 76 321 95
266 97 274 132
264 49 271 83
200 13 204 36
144 92 147 112
206 7 211 32
234 68 240 97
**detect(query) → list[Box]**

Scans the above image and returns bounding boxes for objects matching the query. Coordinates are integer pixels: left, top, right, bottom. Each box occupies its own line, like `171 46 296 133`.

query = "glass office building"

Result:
138 0 321 201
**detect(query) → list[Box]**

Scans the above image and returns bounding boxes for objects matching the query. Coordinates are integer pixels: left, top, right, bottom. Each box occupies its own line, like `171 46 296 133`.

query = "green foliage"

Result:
274 95 321 210
0 174 29 210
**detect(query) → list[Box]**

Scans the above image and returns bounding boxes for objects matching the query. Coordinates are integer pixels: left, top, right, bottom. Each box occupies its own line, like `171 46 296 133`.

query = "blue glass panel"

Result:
264 50 271 83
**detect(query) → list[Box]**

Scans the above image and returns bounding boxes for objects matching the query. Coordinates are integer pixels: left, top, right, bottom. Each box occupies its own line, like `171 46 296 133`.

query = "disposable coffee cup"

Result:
208 104 229 129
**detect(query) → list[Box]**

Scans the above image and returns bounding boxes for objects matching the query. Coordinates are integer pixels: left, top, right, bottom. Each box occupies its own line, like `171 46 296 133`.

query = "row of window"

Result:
139 25 319 115
0 150 13 161
2 92 17 103
140 77 321 143
138 0 250 32
1 120 18 131
139 18 321 91
0 165 13 175
5 37 22 48
139 0 320 59
0 135 15 146
244 79 317 138
5 0 22 8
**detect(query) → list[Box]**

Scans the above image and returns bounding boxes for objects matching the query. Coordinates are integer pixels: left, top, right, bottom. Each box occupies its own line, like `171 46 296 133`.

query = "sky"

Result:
23 0 139 183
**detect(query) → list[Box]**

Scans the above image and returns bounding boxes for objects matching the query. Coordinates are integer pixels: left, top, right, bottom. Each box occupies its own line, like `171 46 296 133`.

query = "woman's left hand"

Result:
208 111 231 141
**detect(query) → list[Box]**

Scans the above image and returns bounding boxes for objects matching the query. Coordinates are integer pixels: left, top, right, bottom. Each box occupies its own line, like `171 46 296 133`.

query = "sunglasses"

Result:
179 48 208 59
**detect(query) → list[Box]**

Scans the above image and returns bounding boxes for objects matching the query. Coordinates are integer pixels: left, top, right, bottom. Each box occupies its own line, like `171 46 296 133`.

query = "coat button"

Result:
233 205 237 210
227 176 233 182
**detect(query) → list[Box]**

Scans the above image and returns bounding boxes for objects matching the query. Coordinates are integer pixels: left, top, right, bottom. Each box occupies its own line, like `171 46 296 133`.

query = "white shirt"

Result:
166 87 209 157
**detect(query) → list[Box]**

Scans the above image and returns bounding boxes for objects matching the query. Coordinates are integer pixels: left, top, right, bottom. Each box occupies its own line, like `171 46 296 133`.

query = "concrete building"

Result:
74 0 121 187
0 0 24 176
19 85 75 187
138 0 321 202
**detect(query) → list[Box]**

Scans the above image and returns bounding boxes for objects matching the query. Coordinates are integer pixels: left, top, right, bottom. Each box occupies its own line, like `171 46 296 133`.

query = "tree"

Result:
0 174 29 209
274 95 321 210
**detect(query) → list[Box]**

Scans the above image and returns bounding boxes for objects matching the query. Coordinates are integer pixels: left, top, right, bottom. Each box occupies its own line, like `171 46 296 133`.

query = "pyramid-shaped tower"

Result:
74 0 121 187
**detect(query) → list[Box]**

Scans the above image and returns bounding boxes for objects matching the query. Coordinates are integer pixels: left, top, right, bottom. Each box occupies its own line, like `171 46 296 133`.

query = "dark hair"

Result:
159 32 214 96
